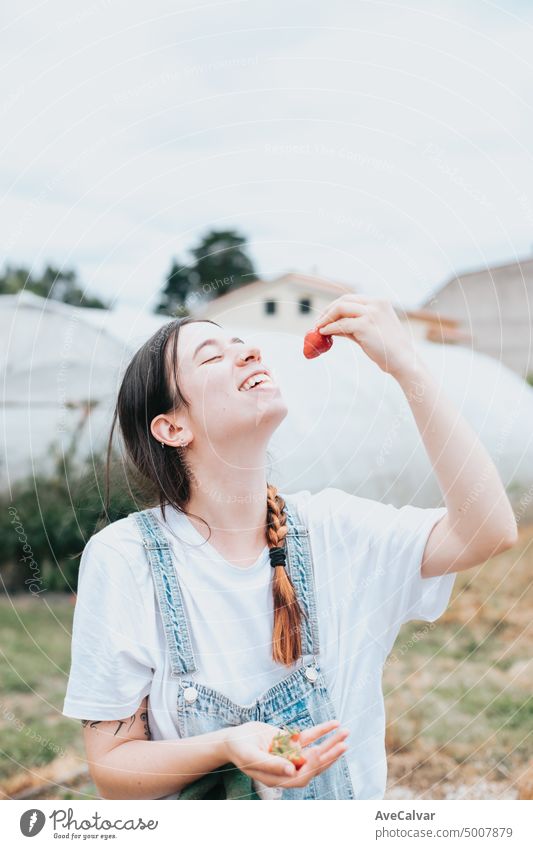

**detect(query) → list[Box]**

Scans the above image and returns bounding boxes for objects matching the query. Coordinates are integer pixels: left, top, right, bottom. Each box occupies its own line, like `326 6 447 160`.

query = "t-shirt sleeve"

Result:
62 535 155 721
302 487 457 656
377 501 455 623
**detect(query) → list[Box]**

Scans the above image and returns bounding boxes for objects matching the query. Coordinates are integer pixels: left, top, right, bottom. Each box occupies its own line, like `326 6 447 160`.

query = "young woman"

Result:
62 294 517 800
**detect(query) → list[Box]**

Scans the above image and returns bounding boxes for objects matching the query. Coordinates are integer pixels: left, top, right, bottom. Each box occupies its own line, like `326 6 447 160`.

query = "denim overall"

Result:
133 498 355 800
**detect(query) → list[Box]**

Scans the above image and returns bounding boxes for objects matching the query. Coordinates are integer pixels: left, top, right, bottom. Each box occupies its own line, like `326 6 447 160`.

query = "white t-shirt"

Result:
62 487 457 799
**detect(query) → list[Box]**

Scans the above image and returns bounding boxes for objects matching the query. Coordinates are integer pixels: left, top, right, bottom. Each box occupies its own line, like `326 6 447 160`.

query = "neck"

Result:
183 448 272 552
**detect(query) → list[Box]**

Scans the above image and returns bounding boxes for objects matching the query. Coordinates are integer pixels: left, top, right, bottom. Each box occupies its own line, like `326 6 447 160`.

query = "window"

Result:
299 298 312 314
264 300 277 315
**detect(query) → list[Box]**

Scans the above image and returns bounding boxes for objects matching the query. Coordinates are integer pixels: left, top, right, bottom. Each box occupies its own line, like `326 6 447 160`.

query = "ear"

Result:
150 414 192 448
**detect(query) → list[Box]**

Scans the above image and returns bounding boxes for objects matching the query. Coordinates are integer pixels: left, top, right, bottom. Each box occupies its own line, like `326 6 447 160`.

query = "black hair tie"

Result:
269 546 287 568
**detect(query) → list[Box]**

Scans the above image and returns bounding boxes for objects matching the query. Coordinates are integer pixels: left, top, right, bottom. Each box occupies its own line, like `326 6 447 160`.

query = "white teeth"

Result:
239 373 271 392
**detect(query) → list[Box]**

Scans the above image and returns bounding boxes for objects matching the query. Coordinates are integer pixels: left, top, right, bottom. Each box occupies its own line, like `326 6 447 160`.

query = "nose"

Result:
236 344 261 365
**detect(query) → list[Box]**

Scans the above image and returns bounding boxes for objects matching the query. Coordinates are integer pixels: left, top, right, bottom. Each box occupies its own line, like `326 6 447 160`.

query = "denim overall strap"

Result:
283 496 320 660
133 509 198 677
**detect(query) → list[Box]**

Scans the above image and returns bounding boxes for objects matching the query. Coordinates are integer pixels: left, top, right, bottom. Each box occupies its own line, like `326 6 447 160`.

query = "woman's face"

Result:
168 321 288 451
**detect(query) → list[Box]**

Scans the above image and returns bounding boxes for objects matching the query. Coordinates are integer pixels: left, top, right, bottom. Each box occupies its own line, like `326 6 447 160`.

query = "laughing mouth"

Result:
238 373 273 392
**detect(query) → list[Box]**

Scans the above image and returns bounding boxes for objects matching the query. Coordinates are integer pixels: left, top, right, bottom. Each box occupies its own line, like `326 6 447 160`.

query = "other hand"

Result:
223 719 349 789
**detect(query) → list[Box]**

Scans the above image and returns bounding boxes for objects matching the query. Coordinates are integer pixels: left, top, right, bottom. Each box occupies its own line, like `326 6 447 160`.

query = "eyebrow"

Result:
193 336 244 360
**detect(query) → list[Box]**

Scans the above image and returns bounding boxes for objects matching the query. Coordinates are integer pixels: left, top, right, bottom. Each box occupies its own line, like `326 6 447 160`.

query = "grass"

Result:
383 522 532 798
0 593 97 798
0 521 531 800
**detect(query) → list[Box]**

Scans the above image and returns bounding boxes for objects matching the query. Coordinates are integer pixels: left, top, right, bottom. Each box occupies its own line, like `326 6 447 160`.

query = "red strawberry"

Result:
303 328 333 359
269 727 307 771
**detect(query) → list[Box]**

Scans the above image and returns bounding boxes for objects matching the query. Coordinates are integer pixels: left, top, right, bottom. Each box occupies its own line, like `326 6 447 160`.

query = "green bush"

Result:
0 445 142 594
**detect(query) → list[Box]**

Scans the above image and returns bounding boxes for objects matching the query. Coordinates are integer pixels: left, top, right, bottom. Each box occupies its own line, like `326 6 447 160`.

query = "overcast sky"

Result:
2 0 533 310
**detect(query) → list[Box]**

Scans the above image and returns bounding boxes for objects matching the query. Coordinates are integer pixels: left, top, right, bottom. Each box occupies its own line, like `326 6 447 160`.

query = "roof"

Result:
402 307 460 327
271 272 353 294
193 271 353 316
192 271 460 326
422 256 533 306
425 325 472 343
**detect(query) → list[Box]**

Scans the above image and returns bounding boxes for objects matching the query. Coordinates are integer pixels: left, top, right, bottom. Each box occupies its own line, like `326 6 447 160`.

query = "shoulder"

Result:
87 513 144 553
79 513 149 591
283 486 389 531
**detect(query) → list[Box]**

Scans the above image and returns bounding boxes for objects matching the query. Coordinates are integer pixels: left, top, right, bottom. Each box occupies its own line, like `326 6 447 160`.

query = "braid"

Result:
266 483 306 666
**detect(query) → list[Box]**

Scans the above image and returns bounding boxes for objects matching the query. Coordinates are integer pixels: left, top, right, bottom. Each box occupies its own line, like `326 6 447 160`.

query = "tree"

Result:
154 260 192 317
154 228 257 316
0 263 108 309
0 265 33 295
190 229 257 301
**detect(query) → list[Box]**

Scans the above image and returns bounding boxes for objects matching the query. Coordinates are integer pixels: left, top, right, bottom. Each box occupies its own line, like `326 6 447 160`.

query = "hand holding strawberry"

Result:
223 719 349 791
264 719 350 790
313 294 422 378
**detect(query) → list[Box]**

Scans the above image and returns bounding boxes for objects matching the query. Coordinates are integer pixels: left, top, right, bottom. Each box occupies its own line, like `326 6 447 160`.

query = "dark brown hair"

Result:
104 316 305 666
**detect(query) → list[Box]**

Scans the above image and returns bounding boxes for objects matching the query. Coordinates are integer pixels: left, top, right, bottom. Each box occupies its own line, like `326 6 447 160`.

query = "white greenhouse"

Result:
1 291 532 519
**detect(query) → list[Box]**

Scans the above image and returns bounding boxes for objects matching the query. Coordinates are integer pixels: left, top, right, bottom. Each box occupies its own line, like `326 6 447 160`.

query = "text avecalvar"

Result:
375 811 436 821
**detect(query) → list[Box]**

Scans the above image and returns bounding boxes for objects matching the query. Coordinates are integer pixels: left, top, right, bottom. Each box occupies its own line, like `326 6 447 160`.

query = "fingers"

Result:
317 317 361 336
250 734 349 790
253 738 349 789
246 750 296 778
313 727 350 759
302 734 350 784
315 297 369 329
298 718 341 746
247 723 350 791
318 738 349 767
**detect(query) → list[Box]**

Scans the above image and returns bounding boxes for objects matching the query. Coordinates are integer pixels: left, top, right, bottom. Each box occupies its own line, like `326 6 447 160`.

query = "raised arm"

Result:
388 349 517 576
315 295 518 577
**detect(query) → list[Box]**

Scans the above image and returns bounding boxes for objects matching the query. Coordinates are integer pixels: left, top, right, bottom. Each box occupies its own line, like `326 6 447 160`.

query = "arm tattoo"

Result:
81 715 136 736
140 708 151 739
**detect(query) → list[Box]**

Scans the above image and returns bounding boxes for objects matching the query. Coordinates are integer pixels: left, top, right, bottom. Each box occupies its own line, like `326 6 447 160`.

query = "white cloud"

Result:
1 0 533 309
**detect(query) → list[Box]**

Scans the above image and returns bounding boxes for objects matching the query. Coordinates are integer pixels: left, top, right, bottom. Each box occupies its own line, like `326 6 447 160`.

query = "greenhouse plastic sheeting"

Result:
1 293 532 518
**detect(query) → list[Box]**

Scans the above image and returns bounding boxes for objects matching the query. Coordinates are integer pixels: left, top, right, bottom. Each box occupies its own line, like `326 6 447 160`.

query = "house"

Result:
421 257 533 380
191 271 466 344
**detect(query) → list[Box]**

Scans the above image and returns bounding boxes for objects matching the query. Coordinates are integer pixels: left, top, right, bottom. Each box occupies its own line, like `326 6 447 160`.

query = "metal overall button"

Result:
183 686 198 703
304 665 318 682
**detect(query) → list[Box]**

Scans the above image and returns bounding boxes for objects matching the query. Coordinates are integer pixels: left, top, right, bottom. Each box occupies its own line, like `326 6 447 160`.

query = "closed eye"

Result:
202 354 223 364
